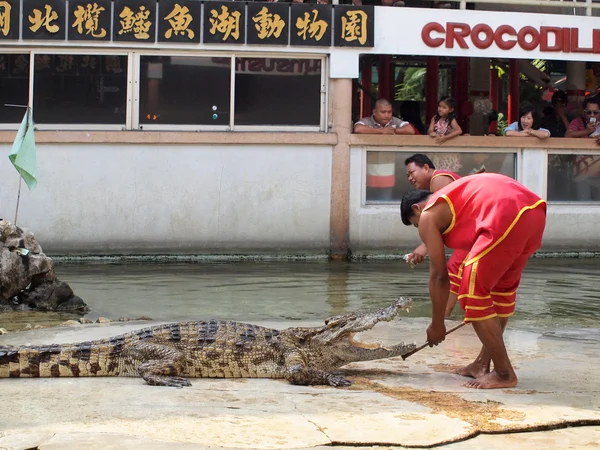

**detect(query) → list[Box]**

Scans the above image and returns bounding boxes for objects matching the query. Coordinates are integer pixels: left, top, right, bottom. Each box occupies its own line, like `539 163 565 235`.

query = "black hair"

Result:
551 90 568 104
400 189 433 226
400 101 426 135
404 153 436 169
583 95 600 109
517 103 540 131
434 96 456 123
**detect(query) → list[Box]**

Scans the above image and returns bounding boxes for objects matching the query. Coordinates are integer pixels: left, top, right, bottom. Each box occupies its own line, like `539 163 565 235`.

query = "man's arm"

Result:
418 209 449 345
354 123 394 135
430 175 454 192
393 120 416 135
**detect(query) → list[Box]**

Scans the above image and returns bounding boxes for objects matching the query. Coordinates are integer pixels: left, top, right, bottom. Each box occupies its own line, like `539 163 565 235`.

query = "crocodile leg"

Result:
124 341 192 388
284 364 351 387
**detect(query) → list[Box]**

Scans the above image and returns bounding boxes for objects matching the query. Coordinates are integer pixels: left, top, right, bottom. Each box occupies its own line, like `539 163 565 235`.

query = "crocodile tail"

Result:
0 342 121 378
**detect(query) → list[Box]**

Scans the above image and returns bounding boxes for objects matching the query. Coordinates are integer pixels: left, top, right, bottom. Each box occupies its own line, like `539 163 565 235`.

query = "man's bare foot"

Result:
453 361 489 379
464 370 518 389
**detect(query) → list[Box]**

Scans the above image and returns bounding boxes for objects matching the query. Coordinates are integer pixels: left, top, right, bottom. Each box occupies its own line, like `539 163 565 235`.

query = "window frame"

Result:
29 49 132 131
0 49 328 131
133 51 327 132
546 148 600 204
361 147 520 206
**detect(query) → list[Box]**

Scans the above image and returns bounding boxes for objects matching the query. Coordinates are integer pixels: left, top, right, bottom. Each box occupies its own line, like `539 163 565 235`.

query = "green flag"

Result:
9 107 37 191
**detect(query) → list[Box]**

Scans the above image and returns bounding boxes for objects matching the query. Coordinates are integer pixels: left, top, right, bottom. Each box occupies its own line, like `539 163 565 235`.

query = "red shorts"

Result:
457 204 546 323
447 250 469 295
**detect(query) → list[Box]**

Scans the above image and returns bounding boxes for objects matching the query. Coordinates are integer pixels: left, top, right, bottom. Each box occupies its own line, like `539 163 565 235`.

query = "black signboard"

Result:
158 0 201 43
0 0 20 40
113 0 156 42
333 5 374 48
203 1 246 44
247 3 289 46
7 1 375 47
68 0 112 41
22 0 66 40
290 4 332 47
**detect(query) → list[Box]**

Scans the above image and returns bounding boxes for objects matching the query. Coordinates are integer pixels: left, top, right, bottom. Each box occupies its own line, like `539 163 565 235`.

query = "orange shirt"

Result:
423 173 546 266
430 170 460 191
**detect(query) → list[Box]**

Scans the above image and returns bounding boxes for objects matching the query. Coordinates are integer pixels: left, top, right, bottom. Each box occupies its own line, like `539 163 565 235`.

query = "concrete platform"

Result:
1 318 599 449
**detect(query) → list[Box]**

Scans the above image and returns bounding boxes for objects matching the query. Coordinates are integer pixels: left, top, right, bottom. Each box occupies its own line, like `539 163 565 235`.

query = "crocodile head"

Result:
287 297 417 366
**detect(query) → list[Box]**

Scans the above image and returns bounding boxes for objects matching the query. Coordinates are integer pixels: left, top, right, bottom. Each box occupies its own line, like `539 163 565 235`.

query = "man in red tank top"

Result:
404 154 466 319
400 173 546 389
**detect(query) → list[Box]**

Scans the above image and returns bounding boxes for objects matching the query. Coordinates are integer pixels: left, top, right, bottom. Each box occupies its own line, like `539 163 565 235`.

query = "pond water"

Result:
1 259 599 332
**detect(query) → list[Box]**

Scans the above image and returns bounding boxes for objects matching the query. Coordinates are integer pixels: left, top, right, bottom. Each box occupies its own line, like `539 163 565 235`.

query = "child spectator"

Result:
428 96 463 145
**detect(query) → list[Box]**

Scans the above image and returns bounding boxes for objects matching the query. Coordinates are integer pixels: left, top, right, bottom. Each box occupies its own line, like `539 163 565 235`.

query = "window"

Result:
33 54 128 125
548 154 600 201
234 57 322 126
139 56 231 126
0 54 30 124
365 151 516 203
1 51 325 130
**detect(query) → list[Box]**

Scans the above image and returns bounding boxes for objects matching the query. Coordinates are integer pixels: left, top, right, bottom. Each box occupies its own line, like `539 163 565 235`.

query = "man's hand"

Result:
586 120 597 133
381 127 396 135
426 321 447 346
407 243 427 265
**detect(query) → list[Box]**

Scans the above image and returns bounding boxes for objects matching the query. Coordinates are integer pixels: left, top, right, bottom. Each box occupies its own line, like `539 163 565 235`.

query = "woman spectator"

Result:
504 103 550 139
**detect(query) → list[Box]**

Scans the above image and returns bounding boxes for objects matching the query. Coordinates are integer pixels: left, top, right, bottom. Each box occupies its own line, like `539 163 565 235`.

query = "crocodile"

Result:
0 297 415 388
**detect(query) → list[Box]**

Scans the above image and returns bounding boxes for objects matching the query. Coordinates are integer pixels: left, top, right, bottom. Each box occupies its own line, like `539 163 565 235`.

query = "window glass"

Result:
234 57 321 126
548 154 600 201
139 56 231 126
33 54 128 125
366 151 516 203
0 54 30 124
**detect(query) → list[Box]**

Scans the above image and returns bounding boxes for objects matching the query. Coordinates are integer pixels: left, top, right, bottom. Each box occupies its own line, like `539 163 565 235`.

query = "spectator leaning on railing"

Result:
504 103 550 140
565 96 600 139
354 99 416 135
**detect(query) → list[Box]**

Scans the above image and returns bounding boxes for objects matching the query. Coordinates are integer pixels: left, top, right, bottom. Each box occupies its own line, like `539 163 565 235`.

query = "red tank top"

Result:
423 173 546 264
430 170 460 191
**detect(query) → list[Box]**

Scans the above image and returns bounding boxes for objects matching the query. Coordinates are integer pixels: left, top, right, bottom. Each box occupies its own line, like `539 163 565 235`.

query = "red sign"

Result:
421 22 600 54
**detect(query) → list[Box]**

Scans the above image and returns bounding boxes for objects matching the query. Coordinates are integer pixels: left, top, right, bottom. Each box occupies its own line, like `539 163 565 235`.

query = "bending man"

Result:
404 153 465 319
400 173 546 389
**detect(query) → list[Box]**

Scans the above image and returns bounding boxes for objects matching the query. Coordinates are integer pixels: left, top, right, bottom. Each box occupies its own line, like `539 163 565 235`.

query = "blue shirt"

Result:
506 122 551 135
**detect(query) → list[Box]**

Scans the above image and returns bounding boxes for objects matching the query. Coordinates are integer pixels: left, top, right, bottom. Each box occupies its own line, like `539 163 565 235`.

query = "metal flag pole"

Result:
6 104 30 226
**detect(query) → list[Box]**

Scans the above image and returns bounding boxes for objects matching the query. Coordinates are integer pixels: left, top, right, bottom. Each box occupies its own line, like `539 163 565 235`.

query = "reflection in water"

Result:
0 259 598 332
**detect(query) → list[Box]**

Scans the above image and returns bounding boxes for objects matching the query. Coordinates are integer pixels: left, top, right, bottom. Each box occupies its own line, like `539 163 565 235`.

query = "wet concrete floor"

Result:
1 259 599 449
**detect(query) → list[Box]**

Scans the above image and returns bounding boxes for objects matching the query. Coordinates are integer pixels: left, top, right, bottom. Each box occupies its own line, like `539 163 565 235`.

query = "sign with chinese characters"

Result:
334 5 374 48
113 0 156 42
23 0 65 40
0 0 20 39
247 3 288 46
290 4 331 47
69 0 111 41
203 1 245 44
158 0 200 43
0 0 375 48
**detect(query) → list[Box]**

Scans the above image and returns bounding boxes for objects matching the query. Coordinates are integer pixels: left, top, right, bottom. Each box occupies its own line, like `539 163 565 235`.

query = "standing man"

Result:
355 99 415 201
404 153 465 319
400 173 546 389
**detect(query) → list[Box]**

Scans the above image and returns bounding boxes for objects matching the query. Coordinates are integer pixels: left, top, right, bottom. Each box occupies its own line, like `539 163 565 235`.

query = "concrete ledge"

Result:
349 134 600 150
0 131 338 146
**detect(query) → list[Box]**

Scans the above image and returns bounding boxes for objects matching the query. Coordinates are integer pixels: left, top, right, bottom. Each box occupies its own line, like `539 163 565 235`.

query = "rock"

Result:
22 323 33 330
79 318 94 324
0 328 8 335
136 316 153 320
0 219 89 313
32 325 47 329
60 320 80 327
118 317 132 322
96 317 111 323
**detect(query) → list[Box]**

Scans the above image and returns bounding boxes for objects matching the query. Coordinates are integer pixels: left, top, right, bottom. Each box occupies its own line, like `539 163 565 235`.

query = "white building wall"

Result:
0 144 333 253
